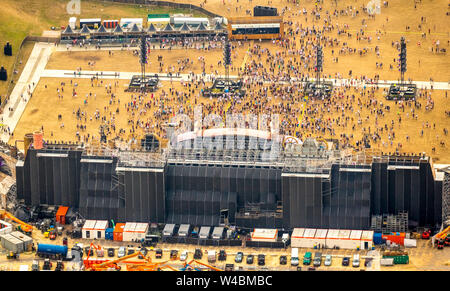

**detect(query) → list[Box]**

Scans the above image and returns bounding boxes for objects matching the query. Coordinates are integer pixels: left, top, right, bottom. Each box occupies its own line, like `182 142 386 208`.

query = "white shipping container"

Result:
133 223 149 241
313 229 328 248
361 230 374 250
251 228 277 242
123 222 137 242
82 220 97 239
93 220 108 239
291 228 305 248
295 228 317 248
348 230 363 249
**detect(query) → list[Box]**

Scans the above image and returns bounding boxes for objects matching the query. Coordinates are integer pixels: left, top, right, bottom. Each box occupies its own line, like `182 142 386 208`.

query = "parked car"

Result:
107 248 115 257
235 252 243 263
352 254 360 268
194 248 202 260
324 255 332 266
313 252 322 267
342 256 350 266
180 251 188 261
246 254 254 264
118 247 126 258
279 255 287 265
155 249 163 259
257 254 265 266
170 250 178 259
303 252 312 265
218 250 227 261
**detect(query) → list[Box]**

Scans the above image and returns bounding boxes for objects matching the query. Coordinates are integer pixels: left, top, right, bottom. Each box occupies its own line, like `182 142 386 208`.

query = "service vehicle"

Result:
324 255 332 266
155 248 163 259
218 250 227 261
279 255 287 265
342 257 350 266
291 248 299 266
180 251 188 261
107 248 115 257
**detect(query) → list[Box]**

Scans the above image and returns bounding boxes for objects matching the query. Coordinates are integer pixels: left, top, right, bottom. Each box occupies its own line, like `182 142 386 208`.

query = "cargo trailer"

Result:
103 20 119 29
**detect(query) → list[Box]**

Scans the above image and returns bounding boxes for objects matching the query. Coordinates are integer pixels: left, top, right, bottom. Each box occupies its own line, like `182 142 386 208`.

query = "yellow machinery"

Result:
436 226 450 240
0 210 33 234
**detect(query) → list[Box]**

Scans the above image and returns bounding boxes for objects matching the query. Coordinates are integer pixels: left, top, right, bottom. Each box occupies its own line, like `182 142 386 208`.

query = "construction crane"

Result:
126 260 178 271
87 250 146 271
0 210 33 234
182 259 223 271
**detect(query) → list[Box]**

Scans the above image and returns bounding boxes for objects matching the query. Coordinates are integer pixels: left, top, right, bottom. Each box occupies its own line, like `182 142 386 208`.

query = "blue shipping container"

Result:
373 233 384 245
105 228 114 240
37 244 68 256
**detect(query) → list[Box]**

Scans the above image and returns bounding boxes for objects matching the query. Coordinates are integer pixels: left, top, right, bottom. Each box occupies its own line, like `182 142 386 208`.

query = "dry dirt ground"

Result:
8 0 450 163
0 228 448 271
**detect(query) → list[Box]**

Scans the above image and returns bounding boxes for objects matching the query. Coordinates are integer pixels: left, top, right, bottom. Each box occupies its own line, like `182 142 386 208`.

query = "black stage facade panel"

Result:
79 156 119 221
116 167 165 223
19 149 82 208
165 163 278 227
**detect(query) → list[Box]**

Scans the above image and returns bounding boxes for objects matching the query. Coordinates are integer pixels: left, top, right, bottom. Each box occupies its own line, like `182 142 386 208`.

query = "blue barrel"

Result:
37 244 68 257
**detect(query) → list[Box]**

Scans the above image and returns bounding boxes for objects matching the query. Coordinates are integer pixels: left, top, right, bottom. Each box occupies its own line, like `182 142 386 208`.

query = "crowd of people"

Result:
4 0 449 159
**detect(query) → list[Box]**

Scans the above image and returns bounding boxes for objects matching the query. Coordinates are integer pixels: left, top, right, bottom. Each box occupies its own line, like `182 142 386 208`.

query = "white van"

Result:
291 248 299 266
352 254 360 268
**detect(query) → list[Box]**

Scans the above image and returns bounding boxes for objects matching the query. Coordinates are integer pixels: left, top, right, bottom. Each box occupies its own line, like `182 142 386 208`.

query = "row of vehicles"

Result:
291 248 363 268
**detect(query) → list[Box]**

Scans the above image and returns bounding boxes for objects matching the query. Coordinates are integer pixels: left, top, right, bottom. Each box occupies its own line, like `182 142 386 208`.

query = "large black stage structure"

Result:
16 148 443 230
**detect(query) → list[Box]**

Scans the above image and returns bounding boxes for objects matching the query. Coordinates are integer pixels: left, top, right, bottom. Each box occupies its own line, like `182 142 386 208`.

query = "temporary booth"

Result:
251 228 278 242
93 220 108 239
103 20 119 29
290 228 305 248
82 220 97 239
313 229 328 248
69 17 77 30
293 228 316 248
349 230 363 249
361 231 374 249
120 18 143 29
123 222 137 241
80 18 101 29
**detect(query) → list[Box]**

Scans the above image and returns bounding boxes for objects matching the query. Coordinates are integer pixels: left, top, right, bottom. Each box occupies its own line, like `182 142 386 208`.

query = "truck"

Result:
352 254 360 268
37 243 68 260
291 248 299 266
